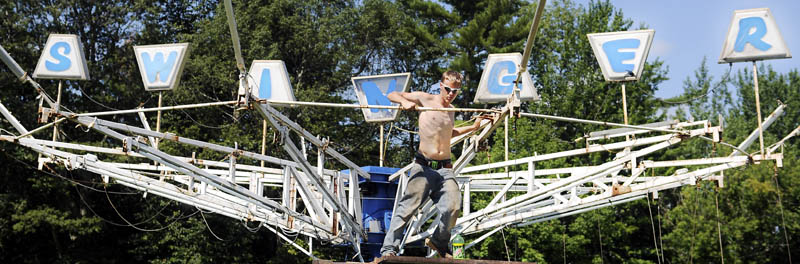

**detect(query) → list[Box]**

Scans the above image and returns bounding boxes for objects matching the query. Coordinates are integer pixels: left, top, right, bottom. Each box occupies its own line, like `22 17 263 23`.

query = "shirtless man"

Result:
380 71 489 258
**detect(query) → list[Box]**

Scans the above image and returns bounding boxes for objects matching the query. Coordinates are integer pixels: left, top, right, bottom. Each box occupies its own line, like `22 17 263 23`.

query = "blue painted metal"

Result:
342 166 400 261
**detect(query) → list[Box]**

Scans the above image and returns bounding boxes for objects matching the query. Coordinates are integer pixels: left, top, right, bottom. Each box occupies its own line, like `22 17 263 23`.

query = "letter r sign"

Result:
587 29 655 82
719 8 791 63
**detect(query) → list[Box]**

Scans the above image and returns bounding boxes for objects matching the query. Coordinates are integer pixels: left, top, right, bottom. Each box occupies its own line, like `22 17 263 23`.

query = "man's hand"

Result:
400 101 417 111
474 114 494 126
468 114 493 131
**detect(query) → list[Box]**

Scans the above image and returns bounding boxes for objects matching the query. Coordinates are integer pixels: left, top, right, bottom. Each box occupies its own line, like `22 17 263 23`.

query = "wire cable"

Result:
772 164 793 264
103 185 182 232
5 152 136 195
169 97 232 129
714 190 725 264
76 84 121 111
196 205 232 241
1 128 18 136
647 193 662 264
658 64 733 105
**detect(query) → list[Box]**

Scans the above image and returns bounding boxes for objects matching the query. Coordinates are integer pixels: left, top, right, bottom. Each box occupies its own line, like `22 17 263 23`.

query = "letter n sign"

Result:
719 8 791 63
33 34 90 80
474 53 539 103
134 43 190 91
248 60 296 102
587 30 654 82
351 73 411 122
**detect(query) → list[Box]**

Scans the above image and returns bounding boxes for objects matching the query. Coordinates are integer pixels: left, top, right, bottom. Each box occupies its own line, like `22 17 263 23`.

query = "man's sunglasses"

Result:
441 83 460 94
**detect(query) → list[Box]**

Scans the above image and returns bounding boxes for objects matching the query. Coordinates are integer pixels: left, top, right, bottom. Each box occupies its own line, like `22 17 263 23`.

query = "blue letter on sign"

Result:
141 51 177 83
734 17 771 52
602 39 640 73
362 80 397 113
45 42 72 72
488 60 517 95
259 68 272 99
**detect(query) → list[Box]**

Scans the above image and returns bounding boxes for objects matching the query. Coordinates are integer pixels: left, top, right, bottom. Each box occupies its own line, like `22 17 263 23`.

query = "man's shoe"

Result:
425 238 452 258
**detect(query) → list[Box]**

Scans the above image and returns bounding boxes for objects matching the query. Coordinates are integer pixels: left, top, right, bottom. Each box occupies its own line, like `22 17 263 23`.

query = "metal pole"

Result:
74 100 237 117
261 120 267 168
519 112 686 135
155 92 163 149
0 44 26 80
223 0 245 72
72 99 494 118
622 82 630 141
261 99 499 113
752 61 765 158
504 115 509 173
379 124 384 167
14 118 65 139
0 100 29 135
516 0 547 84
52 81 63 141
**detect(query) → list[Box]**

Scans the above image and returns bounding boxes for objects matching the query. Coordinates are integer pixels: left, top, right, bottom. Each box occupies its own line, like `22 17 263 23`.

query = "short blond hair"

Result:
440 70 463 84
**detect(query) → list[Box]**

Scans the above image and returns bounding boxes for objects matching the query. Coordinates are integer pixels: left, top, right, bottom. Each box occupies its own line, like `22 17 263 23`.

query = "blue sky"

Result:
573 0 799 99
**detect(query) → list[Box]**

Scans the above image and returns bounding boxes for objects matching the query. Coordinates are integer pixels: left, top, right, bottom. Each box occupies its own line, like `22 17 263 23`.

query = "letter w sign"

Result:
134 43 190 91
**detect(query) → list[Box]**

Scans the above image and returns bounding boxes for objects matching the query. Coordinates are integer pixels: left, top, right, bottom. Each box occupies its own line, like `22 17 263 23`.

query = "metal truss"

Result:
0 75 373 260
389 104 795 253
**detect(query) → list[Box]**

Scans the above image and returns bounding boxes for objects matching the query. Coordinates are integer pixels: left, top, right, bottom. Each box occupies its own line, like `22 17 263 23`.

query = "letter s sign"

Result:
33 34 90 80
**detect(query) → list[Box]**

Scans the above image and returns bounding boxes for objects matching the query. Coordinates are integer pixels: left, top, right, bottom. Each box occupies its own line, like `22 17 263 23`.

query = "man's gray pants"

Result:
380 163 462 256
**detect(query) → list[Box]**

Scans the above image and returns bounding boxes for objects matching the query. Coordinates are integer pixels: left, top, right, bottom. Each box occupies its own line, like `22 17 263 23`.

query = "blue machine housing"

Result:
341 166 400 261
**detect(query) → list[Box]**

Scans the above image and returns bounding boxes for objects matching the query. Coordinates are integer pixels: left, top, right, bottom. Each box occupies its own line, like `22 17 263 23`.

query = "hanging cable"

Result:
77 84 121 111
169 97 232 129
647 193 662 264
690 186 698 264
657 182 666 263
103 185 182 232
0 128 17 136
596 210 605 264
772 164 793 264
562 221 567 264
20 158 136 194
196 205 232 241
714 189 725 264
658 64 733 105
501 228 511 261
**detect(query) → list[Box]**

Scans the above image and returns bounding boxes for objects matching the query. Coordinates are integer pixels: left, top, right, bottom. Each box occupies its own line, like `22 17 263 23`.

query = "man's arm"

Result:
387 91 431 110
452 115 493 137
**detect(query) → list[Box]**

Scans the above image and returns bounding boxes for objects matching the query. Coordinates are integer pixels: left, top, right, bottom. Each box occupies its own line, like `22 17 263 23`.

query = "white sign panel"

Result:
474 53 539 103
133 43 190 91
719 8 791 63
587 29 654 82
351 73 411 122
249 60 296 102
32 34 90 80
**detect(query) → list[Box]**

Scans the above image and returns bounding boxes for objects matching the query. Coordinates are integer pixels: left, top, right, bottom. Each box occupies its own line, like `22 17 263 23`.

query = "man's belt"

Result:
415 152 452 170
